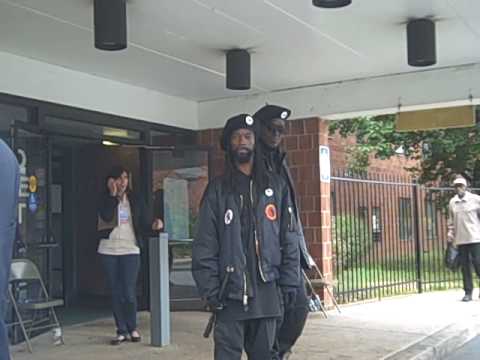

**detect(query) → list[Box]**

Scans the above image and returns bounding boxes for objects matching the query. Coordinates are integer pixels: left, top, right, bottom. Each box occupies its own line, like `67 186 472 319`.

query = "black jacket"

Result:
97 191 152 250
192 174 300 303
263 146 313 270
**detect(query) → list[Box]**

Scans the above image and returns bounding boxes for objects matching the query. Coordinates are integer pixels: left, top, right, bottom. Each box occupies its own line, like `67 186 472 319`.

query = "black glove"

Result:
206 296 223 312
281 286 298 310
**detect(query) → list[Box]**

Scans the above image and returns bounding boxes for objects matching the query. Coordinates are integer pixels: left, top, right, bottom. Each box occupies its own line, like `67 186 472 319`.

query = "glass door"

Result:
11 123 60 296
149 146 210 310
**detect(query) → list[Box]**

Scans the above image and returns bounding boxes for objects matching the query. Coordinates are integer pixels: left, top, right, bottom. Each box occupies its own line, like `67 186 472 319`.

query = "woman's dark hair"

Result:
105 165 130 193
108 165 128 180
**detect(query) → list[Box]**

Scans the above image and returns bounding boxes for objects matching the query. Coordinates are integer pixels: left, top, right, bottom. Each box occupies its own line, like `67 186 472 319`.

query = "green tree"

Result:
329 114 480 186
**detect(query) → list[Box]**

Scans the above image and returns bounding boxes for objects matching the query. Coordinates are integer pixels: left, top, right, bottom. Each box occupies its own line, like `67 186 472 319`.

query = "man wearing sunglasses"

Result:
254 105 314 360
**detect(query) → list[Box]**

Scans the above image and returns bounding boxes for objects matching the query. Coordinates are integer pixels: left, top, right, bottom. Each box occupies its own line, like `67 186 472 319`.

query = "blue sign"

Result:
28 193 38 213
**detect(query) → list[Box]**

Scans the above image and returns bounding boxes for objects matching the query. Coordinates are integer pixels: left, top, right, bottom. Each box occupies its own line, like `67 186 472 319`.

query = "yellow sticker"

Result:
29 176 38 193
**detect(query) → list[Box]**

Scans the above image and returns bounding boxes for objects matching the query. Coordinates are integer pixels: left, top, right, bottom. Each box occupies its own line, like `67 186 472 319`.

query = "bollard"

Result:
149 232 170 347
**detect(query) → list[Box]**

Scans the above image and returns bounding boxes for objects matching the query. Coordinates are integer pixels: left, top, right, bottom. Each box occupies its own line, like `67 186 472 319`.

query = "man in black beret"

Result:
192 114 300 360
255 104 314 360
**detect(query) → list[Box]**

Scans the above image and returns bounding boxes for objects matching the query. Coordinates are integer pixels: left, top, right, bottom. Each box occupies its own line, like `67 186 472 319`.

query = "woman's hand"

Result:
107 178 118 197
152 218 164 231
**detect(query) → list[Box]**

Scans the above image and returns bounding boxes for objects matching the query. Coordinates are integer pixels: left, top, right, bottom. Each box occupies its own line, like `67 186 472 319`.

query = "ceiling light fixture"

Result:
226 49 251 90
407 18 436 67
312 0 352 8
94 0 127 51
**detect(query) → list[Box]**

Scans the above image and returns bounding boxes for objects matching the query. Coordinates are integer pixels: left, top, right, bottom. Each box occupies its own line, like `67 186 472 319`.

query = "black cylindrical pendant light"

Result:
313 0 352 8
226 49 251 90
407 18 436 67
94 0 127 51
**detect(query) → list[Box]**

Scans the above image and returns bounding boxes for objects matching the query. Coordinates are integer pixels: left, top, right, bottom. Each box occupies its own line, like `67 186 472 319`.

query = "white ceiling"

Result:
0 0 479 102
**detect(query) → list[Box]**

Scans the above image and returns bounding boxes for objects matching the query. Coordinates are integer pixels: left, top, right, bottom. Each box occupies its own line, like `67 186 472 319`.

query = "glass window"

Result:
399 198 412 241
0 103 29 143
44 116 141 141
152 149 209 302
372 207 381 242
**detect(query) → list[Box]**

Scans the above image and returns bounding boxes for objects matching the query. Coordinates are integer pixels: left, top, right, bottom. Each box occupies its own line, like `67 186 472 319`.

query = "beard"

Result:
231 148 253 164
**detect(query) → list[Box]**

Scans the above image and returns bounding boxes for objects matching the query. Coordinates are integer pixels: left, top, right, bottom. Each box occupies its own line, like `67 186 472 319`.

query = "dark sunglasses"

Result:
265 123 286 135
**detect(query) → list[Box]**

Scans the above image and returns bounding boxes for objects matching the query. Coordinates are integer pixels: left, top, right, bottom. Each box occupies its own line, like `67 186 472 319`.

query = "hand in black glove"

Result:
281 286 298 310
206 296 223 312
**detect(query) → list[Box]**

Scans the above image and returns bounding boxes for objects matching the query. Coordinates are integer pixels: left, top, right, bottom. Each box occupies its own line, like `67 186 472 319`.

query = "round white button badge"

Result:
245 116 254 126
265 188 274 197
224 209 234 225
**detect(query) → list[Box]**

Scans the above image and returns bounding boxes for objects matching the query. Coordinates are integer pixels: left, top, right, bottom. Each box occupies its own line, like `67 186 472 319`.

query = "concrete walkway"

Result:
10 290 480 360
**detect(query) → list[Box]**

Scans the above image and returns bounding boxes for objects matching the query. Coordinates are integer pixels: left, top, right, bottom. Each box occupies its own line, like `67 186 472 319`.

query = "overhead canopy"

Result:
0 0 479 129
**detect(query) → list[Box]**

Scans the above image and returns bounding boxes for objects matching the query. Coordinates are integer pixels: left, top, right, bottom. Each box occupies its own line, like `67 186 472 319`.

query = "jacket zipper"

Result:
239 194 248 310
243 272 248 310
250 180 267 282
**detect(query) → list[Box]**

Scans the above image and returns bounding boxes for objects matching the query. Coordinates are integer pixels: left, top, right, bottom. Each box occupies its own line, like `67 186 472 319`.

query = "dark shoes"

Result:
461 294 473 302
110 335 128 345
130 330 141 343
110 331 141 345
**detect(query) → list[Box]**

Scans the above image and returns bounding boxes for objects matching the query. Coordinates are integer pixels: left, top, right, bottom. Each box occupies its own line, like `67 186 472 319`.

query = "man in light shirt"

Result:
447 175 480 302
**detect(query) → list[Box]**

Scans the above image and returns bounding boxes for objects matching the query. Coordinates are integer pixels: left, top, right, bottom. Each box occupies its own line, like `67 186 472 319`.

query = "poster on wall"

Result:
163 177 189 241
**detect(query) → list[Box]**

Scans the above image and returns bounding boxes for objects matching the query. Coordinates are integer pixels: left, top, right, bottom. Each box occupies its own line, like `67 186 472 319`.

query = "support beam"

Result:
198 63 480 129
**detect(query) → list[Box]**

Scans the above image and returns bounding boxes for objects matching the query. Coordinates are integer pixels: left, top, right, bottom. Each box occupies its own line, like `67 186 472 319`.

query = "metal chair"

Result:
309 263 341 314
7 258 64 352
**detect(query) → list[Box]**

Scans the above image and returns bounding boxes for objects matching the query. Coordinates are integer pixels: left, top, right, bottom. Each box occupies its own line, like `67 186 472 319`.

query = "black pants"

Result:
101 254 140 336
214 316 277 360
275 279 309 358
458 243 480 295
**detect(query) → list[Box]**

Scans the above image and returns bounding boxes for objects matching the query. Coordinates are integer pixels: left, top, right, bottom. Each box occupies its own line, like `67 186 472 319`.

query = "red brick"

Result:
308 212 321 227
305 118 319 134
284 136 299 151
289 119 305 135
305 180 320 195
299 135 313 150
300 196 314 211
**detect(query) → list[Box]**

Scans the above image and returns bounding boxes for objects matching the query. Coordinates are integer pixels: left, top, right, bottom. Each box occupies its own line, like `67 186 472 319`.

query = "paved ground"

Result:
447 335 480 360
10 289 480 360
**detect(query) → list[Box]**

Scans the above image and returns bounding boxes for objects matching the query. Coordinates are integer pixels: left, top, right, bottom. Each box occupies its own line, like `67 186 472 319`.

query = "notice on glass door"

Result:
163 177 189 241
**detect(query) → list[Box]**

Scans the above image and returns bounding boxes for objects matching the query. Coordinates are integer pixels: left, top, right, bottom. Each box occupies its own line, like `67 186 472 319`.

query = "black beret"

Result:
221 113 256 150
253 104 291 125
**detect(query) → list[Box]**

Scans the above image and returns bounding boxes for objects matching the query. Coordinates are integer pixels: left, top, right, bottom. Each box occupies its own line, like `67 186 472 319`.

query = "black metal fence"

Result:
331 170 467 304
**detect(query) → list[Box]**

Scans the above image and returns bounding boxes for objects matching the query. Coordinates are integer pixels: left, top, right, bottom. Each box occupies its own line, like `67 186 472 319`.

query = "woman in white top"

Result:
97 166 163 345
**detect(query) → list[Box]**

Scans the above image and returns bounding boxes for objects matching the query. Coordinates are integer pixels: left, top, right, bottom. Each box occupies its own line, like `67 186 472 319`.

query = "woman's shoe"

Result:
110 335 128 345
130 330 141 343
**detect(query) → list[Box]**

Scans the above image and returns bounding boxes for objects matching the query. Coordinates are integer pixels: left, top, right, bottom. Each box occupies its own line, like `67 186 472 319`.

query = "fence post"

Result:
412 182 423 293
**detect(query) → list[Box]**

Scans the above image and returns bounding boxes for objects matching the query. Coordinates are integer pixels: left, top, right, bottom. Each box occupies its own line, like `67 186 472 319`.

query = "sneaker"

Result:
462 294 473 302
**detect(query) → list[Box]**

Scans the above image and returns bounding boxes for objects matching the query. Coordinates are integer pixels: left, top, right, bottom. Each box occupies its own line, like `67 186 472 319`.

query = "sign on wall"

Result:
319 145 331 183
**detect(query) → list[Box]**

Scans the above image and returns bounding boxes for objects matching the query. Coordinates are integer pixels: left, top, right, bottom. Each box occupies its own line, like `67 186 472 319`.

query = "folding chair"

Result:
303 270 329 318
309 263 341 314
7 259 64 352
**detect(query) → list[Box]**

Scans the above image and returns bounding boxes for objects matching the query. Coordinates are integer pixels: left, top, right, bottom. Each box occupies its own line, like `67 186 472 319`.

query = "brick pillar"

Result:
318 120 333 307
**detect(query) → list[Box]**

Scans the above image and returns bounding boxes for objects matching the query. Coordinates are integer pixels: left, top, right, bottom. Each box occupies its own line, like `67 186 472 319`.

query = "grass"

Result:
334 251 463 303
